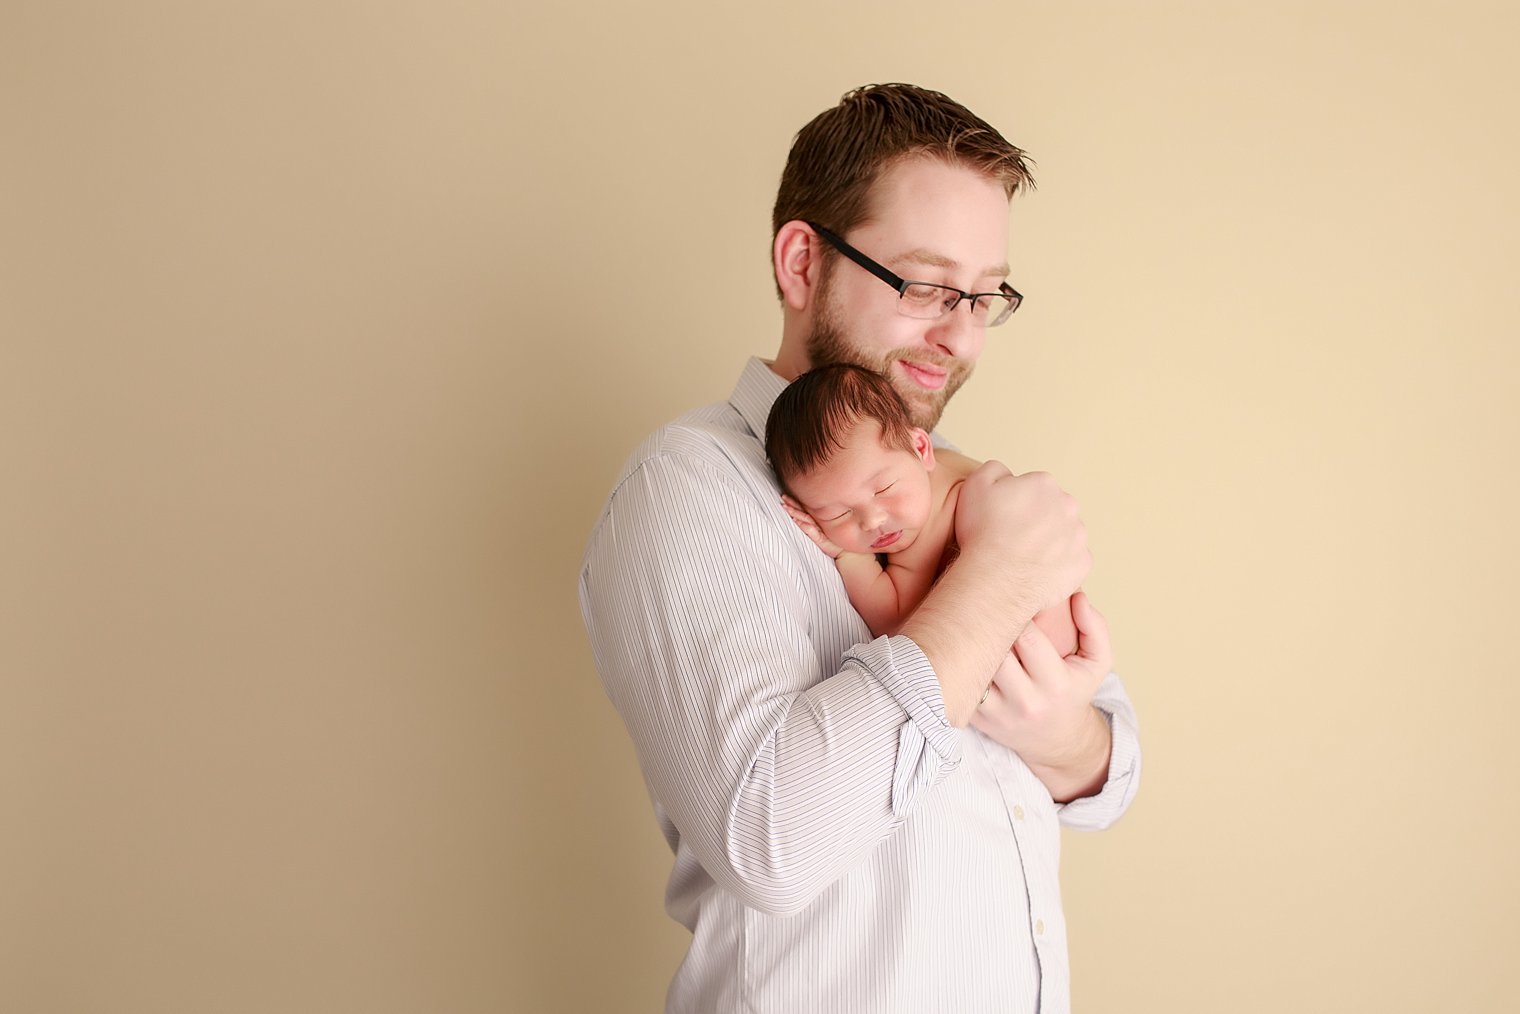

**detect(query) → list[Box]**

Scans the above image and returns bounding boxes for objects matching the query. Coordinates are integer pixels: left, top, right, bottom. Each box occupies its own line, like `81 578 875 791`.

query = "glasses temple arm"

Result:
806 222 907 294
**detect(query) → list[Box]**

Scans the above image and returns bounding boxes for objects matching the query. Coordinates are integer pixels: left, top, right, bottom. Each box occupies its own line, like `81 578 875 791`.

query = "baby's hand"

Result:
781 495 845 560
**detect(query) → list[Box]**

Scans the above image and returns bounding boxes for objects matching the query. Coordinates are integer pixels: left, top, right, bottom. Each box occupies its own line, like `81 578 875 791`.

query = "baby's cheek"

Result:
1032 598 1080 658
824 525 866 554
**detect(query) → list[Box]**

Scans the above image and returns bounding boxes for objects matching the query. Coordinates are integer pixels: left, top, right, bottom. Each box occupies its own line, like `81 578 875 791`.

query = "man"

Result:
579 84 1141 1014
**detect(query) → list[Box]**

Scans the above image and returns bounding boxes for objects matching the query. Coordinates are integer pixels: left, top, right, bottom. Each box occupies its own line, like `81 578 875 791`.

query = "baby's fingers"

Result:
781 497 815 525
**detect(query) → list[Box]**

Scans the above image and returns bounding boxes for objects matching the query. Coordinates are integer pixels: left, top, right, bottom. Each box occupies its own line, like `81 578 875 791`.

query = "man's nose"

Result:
927 299 984 359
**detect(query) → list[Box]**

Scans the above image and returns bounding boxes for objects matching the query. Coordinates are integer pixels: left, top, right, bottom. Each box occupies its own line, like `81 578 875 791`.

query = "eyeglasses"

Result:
808 222 1023 327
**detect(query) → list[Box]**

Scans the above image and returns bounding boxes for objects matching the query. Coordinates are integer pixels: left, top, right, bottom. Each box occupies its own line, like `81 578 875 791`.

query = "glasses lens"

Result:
897 283 959 320
897 284 1021 325
982 291 1019 327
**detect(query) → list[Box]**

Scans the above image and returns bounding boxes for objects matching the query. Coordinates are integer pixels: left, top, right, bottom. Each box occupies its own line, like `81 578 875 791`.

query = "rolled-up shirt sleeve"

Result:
1055 671 1142 831
579 448 962 917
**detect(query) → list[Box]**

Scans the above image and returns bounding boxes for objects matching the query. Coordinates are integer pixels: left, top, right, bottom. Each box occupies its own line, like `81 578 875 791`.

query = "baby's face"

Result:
786 418 935 555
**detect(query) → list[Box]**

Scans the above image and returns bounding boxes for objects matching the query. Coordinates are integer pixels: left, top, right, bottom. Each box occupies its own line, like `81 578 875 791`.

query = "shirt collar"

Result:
728 356 792 441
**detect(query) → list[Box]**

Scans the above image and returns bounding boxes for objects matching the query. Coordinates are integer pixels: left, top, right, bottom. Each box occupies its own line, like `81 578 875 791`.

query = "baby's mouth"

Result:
871 530 902 550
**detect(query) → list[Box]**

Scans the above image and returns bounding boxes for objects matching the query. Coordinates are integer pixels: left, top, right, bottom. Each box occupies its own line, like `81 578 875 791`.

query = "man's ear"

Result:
912 428 936 471
774 220 823 312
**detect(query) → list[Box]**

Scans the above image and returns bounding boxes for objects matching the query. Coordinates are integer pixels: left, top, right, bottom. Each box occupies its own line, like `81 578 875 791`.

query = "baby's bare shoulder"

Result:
934 448 983 478
930 449 981 512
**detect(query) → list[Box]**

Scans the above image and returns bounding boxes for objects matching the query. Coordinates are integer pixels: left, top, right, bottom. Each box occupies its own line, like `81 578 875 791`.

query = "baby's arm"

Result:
781 497 921 637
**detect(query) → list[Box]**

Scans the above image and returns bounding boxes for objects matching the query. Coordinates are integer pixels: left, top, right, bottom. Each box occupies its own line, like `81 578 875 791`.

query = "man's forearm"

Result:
899 550 1042 727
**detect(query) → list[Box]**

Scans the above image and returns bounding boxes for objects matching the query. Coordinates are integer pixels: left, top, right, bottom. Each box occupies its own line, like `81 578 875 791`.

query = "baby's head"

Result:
766 364 937 554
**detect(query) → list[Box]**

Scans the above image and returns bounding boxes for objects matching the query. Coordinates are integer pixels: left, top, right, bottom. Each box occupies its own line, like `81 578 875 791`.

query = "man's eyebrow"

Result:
889 248 1010 278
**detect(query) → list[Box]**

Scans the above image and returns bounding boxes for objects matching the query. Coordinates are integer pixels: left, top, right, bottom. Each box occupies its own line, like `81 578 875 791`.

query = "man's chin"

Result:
903 403 943 432
891 378 956 431
804 321 967 429
886 358 970 430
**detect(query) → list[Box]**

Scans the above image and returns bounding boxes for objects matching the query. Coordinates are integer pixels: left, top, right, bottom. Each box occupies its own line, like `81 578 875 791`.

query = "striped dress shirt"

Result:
579 357 1141 1013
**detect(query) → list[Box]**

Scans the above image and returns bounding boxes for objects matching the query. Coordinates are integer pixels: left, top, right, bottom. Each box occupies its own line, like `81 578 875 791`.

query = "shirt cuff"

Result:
846 634 963 817
1055 672 1142 831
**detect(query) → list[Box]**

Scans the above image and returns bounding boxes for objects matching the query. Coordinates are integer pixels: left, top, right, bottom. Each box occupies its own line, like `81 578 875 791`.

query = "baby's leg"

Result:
1032 598 1079 658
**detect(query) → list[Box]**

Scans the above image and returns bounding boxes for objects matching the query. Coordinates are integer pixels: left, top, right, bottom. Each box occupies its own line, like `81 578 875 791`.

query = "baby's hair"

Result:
766 363 916 490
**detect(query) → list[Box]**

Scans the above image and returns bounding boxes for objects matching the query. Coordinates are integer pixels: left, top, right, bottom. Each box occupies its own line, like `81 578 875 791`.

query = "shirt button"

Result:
1035 919 1045 936
1013 805 1025 821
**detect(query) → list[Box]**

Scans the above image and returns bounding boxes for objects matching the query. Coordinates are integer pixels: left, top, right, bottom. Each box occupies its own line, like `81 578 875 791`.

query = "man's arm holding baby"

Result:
974 592 1114 802
785 462 1120 804
901 463 1115 802
895 464 1085 722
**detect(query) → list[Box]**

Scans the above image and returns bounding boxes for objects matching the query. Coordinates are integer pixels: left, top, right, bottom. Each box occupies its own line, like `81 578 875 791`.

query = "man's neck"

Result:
768 346 807 383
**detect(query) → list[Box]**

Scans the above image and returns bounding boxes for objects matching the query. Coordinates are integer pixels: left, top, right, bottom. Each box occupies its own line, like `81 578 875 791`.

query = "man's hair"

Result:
771 83 1035 293
766 364 917 490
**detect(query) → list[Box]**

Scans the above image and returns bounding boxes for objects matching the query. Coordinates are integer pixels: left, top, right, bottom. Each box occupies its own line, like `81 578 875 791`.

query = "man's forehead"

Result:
887 246 1010 278
855 161 1012 276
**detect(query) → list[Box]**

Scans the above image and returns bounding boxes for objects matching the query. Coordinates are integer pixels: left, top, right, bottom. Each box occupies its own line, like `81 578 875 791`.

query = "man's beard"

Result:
805 268 973 432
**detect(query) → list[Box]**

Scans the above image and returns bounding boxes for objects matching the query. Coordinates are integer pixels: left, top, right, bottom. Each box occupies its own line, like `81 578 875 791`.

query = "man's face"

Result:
785 418 936 556
805 158 1012 431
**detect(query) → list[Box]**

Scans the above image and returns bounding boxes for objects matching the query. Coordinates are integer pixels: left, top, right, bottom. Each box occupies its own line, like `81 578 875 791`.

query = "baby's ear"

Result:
912 428 936 470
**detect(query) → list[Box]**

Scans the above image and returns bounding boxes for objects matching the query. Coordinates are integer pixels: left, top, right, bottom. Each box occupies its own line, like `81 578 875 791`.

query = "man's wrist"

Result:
1030 707 1113 804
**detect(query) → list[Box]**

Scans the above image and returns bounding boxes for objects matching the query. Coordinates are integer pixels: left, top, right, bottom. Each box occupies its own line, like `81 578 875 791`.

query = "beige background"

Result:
4 2 1518 1011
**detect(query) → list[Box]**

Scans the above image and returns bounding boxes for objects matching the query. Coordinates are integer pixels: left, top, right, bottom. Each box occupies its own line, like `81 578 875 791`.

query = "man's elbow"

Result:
722 871 824 918
718 841 837 918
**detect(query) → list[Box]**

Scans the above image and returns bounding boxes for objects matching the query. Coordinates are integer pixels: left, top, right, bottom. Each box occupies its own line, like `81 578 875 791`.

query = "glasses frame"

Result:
807 222 1023 326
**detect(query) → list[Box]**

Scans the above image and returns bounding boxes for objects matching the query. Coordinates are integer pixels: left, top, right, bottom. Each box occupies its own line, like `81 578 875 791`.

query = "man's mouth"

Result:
871 530 902 550
898 359 949 391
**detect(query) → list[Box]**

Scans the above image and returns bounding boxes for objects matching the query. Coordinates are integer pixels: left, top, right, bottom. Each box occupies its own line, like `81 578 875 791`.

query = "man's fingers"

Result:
1013 620 1064 681
968 707 993 738
1071 591 1113 671
967 459 1016 488
990 650 1031 694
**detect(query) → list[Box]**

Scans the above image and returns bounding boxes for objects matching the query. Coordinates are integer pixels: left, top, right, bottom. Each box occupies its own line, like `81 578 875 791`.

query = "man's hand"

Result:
954 464 1091 618
972 591 1114 803
781 495 845 559
903 465 1092 727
